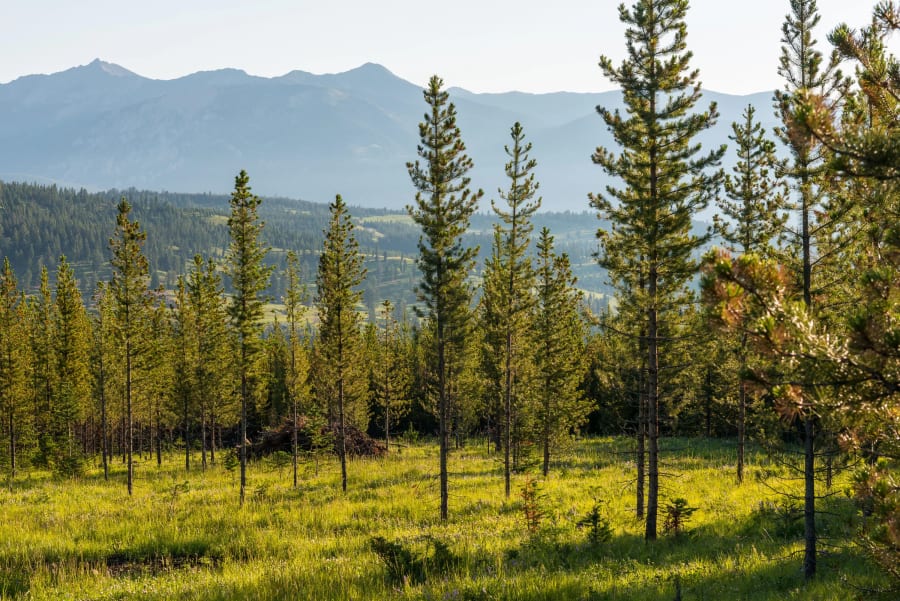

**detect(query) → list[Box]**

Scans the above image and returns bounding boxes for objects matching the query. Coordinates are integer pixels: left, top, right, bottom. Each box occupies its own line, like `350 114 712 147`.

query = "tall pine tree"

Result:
315 195 367 493
225 170 273 506
407 75 483 521
483 122 541 497
109 198 152 496
591 0 724 540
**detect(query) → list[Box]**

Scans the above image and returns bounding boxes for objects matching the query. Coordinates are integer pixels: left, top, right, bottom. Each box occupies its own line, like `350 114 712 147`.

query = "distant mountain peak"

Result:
87 58 138 78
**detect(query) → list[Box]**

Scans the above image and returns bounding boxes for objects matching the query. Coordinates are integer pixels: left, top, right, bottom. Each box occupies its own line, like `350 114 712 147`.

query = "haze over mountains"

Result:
0 59 776 213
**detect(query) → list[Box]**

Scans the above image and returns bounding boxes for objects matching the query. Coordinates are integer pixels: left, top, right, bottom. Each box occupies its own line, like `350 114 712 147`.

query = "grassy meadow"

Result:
0 438 889 600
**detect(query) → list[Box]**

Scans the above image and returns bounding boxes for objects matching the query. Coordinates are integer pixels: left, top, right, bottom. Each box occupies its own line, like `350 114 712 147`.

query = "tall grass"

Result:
0 438 888 600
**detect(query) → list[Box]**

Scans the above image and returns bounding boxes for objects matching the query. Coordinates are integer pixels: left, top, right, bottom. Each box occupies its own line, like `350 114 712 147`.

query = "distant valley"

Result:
0 59 776 214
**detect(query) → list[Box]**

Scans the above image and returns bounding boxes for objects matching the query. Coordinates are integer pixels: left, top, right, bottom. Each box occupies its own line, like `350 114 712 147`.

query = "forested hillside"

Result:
0 0 897 599
0 180 615 313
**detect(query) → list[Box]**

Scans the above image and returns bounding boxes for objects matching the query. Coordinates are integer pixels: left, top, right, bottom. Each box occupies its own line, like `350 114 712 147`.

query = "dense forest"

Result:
0 0 898 598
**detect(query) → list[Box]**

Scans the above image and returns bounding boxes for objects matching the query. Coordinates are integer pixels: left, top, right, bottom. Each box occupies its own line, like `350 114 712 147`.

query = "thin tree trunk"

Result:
738 379 746 483
201 407 207 470
156 398 162 468
438 321 449 521
292 395 298 488
184 388 191 472
804 415 816 580
8 412 15 480
126 341 133 496
239 364 248 506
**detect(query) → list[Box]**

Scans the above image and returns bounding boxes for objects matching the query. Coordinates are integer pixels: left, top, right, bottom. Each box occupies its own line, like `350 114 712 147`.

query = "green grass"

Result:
0 438 889 600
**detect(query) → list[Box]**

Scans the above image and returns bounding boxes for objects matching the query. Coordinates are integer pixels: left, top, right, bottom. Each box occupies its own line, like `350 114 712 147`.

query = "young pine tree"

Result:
52 256 92 474
283 251 311 488
775 0 846 580
0 259 26 480
714 104 788 483
375 300 411 454
591 0 724 540
533 228 591 477
109 198 153 496
481 122 541 497
225 170 273 506
315 195 367 493
407 75 483 521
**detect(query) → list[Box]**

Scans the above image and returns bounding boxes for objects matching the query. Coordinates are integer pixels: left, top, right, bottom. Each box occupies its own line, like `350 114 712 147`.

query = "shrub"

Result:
520 477 546 535
577 500 613 545
662 498 696 537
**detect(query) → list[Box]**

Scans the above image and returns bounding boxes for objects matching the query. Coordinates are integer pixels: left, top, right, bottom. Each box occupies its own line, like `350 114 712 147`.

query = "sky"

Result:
0 0 882 94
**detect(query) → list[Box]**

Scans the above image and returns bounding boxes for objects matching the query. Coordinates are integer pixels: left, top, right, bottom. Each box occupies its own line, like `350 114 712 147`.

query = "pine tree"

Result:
186 255 230 469
714 104 788 483
225 170 273 506
109 198 152 496
0 258 25 479
533 228 591 477
775 0 845 579
52 255 91 475
90 281 119 481
407 75 483 521
591 0 724 540
283 251 311 488
481 122 541 497
29 267 55 468
315 195 367 493
374 300 411 454
172 276 196 471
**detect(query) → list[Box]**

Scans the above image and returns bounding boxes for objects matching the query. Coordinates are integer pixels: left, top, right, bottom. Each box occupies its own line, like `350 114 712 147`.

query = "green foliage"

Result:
591 0 724 541
520 476 546 535
851 462 900 583
407 75 483 521
369 535 457 586
314 195 368 492
225 169 273 505
577 500 613 545
662 498 697 537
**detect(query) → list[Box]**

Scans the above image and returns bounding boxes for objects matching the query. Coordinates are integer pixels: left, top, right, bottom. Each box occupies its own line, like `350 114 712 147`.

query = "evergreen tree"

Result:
533 228 591 477
29 267 55 468
109 198 152 496
283 251 311 488
0 259 25 479
186 255 231 469
714 104 788 483
481 122 541 497
591 0 724 540
374 300 411 454
775 0 846 579
315 195 367 493
172 276 196 471
407 75 483 521
52 256 92 474
225 170 273 506
90 282 119 481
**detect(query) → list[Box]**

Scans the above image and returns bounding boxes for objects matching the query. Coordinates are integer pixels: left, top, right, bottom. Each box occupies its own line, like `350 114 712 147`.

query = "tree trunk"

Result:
184 390 191 472
8 412 15 480
438 321 449 521
239 365 248 506
201 408 207 470
645 269 659 541
803 415 816 580
292 395 298 488
126 340 133 496
738 379 746 483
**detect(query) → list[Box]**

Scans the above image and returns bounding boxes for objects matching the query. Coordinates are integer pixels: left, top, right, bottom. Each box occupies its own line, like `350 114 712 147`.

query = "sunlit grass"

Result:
0 438 888 600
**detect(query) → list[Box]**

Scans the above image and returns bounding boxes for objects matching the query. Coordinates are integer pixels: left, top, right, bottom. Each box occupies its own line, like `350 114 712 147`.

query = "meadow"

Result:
0 438 889 600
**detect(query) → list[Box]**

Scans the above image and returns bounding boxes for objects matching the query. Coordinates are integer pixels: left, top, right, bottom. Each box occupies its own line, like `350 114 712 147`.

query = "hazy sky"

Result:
1 0 879 94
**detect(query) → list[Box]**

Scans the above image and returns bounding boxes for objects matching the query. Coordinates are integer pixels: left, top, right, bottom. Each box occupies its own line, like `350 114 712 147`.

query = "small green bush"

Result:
663 498 697 537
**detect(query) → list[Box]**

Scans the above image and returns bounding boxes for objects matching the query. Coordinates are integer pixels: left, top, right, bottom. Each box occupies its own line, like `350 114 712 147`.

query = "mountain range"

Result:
0 59 777 213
